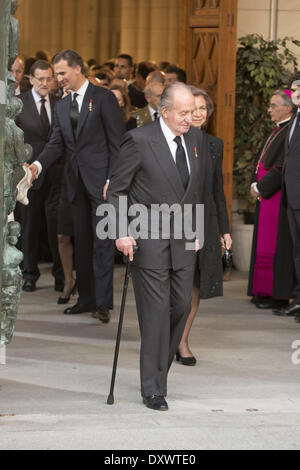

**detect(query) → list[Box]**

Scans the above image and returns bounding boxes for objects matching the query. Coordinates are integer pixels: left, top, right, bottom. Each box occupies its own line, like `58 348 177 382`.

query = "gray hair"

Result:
272 90 293 107
158 82 193 114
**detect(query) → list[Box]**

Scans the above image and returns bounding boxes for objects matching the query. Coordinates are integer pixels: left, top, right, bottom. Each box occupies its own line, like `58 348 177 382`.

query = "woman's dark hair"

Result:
110 84 131 122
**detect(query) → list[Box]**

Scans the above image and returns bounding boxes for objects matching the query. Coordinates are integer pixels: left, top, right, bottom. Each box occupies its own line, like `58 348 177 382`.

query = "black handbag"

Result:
222 248 233 275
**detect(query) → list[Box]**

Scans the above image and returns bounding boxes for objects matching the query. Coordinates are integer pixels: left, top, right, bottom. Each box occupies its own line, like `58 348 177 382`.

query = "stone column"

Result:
135 0 151 61
119 0 138 56
120 0 180 63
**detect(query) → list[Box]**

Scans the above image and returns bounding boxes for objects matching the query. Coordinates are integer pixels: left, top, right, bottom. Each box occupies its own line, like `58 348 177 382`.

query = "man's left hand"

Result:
103 181 109 201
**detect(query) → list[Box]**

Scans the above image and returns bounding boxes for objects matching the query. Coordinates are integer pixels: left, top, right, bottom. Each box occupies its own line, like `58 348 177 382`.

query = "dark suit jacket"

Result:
15 90 60 190
251 120 291 199
107 120 205 270
129 83 147 109
37 82 125 202
283 113 300 210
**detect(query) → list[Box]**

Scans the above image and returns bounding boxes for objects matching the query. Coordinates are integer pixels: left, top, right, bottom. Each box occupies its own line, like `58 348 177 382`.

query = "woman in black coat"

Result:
176 87 232 365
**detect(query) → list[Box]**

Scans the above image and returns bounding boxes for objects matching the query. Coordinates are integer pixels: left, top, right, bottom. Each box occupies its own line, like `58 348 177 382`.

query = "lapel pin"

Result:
89 100 93 112
194 146 198 158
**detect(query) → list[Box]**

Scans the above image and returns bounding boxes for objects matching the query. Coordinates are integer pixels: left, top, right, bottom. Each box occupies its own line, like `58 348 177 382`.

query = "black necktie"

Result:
40 98 50 134
153 112 159 121
174 136 189 190
70 92 79 138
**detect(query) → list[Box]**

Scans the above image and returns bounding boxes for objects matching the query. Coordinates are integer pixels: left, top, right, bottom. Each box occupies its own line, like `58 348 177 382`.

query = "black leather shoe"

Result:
251 296 268 304
57 281 77 305
92 306 110 323
257 299 289 310
64 303 96 315
176 351 197 366
143 395 168 411
273 302 300 317
256 301 274 309
22 280 36 292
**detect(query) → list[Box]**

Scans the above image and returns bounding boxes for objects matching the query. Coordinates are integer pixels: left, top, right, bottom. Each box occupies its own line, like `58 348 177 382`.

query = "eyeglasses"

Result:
269 103 288 109
33 77 53 83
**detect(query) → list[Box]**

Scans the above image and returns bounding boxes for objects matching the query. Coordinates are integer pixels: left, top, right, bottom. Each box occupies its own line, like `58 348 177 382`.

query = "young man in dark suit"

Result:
29 50 125 321
15 59 64 293
107 83 203 411
114 54 147 109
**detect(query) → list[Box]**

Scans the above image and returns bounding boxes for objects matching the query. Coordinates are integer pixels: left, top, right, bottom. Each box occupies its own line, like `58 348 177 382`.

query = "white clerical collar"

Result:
159 116 184 146
277 117 291 126
32 87 49 103
71 79 89 98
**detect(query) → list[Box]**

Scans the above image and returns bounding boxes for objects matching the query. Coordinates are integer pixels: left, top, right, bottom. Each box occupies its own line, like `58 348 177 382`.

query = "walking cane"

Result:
107 246 138 405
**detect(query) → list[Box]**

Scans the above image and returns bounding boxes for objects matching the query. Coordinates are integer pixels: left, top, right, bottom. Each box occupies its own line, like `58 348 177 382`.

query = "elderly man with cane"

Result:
107 83 204 411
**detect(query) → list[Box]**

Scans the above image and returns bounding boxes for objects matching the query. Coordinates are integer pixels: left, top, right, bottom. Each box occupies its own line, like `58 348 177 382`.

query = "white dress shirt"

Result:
159 117 191 174
148 105 158 122
32 87 51 125
70 79 89 112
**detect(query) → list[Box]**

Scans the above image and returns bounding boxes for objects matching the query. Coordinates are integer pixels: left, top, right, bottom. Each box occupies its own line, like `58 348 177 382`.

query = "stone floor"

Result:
1 265 300 450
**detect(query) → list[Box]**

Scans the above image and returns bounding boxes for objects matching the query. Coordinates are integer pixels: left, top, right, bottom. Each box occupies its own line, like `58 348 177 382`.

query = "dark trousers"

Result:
131 264 194 398
71 174 114 308
16 172 63 284
287 206 300 303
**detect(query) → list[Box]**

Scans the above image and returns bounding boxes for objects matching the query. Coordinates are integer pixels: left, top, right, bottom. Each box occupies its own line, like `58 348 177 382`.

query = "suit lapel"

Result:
76 83 95 139
27 92 45 138
61 93 75 143
49 95 58 137
183 130 198 195
289 114 299 150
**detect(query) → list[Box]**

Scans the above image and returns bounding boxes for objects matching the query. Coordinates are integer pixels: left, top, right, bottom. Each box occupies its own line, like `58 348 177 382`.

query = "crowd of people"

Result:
11 47 300 411
11 49 232 410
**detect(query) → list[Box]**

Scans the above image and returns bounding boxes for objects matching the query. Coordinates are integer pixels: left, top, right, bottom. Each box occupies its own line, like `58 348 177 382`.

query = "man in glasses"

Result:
15 59 64 293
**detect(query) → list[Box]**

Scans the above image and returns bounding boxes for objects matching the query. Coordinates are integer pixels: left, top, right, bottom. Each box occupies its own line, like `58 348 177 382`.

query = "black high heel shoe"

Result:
57 280 77 305
176 350 197 366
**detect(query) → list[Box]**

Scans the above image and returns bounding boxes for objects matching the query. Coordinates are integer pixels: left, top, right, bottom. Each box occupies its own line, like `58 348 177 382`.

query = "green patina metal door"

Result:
1 0 28 354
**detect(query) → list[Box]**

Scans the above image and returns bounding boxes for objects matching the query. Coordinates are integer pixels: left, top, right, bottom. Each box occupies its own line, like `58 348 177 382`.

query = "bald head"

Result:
12 57 24 85
146 70 166 86
144 82 164 111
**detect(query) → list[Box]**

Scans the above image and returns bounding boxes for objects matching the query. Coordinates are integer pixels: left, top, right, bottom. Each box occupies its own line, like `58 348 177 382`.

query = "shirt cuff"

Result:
251 182 259 194
33 161 42 178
